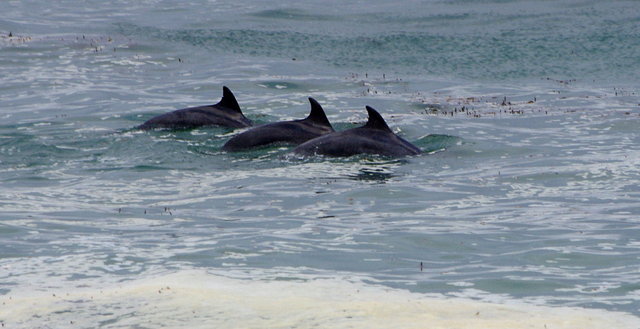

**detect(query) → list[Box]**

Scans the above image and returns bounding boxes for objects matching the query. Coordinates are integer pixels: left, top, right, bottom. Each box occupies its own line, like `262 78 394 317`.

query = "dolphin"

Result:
137 86 252 130
222 97 334 152
293 106 421 157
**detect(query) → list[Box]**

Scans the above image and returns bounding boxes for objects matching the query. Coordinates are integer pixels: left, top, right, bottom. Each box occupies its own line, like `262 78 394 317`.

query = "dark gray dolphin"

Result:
137 86 252 130
222 97 334 152
293 106 421 157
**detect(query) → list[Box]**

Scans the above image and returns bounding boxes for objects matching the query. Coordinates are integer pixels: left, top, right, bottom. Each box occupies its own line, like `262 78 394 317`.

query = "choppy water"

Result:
2 0 640 328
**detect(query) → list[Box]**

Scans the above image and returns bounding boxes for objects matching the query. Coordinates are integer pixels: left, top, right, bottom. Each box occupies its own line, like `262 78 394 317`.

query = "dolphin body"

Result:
137 86 252 130
293 106 421 157
222 97 334 152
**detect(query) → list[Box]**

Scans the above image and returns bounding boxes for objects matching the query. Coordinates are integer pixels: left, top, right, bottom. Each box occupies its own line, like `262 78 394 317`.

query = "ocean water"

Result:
2 0 640 328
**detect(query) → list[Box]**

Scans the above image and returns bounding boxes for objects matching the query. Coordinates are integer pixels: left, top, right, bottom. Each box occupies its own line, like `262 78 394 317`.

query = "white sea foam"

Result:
1 270 638 329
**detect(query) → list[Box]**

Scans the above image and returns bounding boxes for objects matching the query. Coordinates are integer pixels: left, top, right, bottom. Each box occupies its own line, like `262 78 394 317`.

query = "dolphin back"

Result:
294 106 421 157
223 98 335 152
137 86 251 130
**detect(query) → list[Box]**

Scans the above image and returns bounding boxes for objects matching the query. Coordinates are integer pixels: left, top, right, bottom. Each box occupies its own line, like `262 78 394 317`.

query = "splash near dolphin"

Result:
138 86 252 130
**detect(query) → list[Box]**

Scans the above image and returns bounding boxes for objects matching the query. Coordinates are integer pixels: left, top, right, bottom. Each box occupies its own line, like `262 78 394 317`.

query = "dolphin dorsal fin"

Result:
217 86 243 113
363 106 392 132
303 97 333 129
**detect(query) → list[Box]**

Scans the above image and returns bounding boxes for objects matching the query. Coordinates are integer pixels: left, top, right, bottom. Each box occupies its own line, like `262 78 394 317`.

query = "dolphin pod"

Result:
138 86 421 157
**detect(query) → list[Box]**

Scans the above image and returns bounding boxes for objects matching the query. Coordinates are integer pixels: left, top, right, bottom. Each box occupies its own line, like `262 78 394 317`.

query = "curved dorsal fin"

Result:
303 97 333 129
363 106 392 132
217 86 243 113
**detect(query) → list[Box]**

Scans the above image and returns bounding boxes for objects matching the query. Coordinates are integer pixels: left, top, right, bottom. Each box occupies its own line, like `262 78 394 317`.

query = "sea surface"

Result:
2 0 640 328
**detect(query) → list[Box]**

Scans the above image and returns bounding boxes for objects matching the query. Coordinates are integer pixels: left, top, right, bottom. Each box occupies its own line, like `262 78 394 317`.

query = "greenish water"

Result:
1 0 640 327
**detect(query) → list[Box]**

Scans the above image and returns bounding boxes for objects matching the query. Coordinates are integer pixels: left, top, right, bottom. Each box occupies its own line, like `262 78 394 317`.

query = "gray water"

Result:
2 0 640 327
